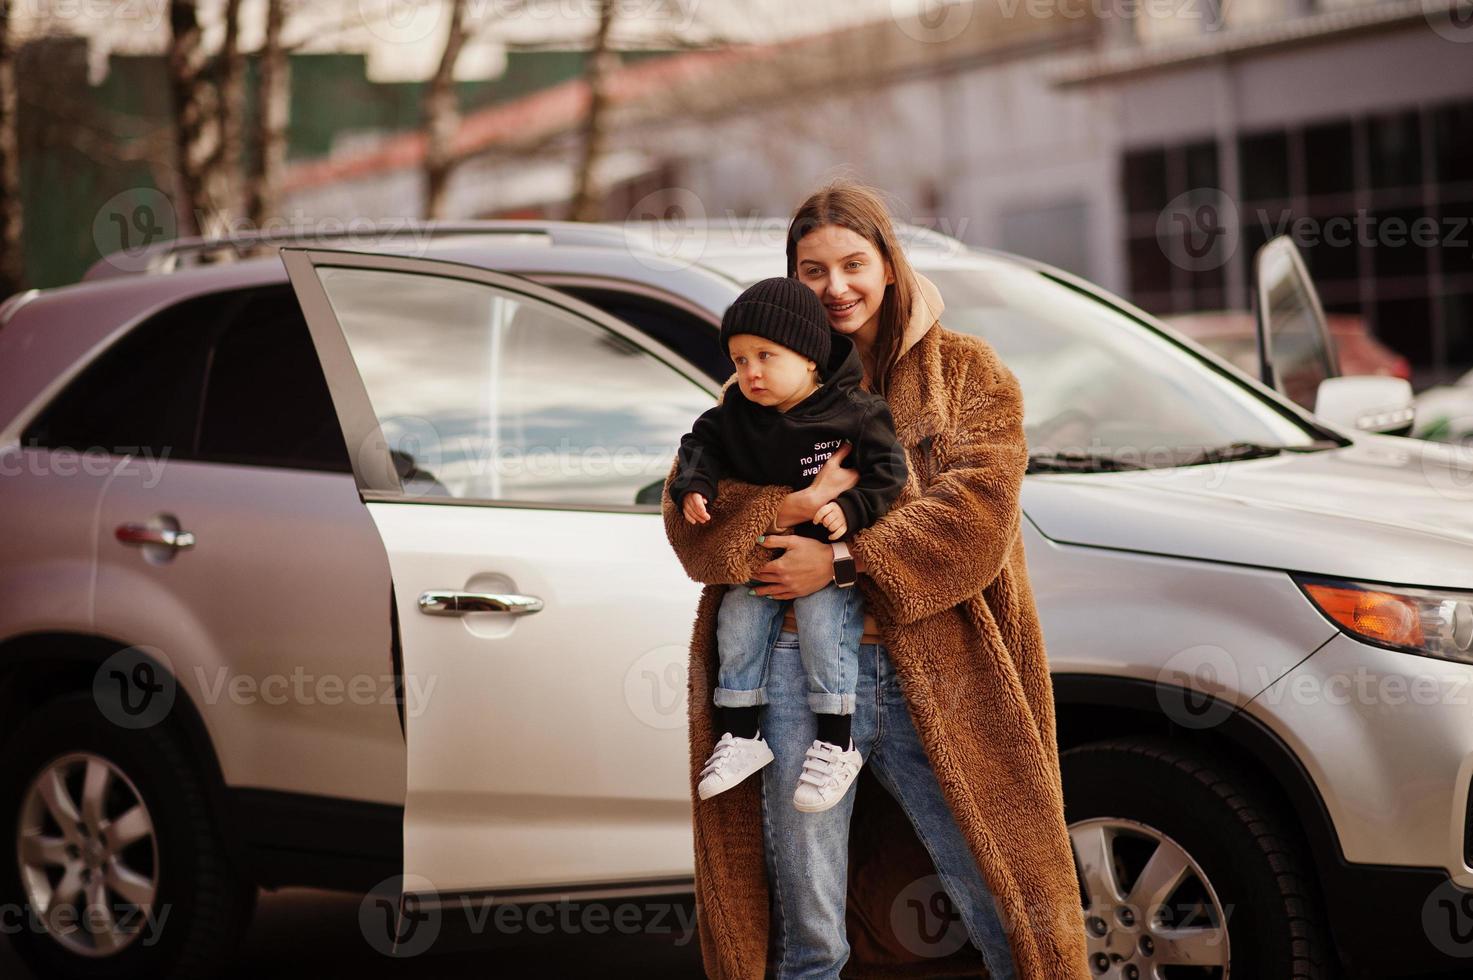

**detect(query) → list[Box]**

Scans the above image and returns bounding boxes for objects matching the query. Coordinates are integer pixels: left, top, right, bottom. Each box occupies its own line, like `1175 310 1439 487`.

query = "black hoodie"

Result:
670 332 908 543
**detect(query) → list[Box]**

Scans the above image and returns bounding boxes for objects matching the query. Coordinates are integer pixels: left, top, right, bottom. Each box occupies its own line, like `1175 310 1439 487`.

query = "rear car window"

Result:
23 286 350 473
22 292 218 461
195 287 351 472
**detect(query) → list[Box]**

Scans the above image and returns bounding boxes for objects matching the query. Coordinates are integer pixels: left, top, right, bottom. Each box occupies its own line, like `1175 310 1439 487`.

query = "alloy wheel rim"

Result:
1070 817 1229 979
16 752 159 957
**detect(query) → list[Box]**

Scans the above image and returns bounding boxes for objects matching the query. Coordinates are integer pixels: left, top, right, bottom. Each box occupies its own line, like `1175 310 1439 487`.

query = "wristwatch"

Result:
831 541 858 589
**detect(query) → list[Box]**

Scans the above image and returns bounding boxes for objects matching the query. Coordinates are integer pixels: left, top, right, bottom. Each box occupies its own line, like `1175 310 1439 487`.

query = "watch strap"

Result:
831 540 858 588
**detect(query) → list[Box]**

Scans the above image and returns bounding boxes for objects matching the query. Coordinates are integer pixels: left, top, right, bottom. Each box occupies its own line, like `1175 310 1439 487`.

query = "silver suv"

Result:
1 221 1471 979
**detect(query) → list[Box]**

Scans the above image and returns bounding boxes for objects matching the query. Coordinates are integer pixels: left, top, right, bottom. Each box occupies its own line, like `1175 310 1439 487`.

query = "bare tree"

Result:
422 0 470 219
246 0 289 229
168 0 229 238
568 0 617 222
210 0 245 221
0 4 23 295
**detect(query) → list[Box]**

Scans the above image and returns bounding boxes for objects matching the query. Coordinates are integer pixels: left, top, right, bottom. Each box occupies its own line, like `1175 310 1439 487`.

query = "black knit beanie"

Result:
719 277 831 375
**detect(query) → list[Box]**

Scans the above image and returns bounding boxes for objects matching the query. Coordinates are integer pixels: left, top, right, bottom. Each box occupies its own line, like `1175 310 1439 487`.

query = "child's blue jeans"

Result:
713 579 863 716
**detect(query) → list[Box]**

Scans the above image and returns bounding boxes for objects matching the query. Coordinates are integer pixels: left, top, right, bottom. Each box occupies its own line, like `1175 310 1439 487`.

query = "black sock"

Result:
718 705 760 740
815 712 851 749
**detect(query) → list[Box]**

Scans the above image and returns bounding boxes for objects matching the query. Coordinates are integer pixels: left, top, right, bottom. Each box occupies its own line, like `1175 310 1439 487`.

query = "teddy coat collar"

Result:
662 273 1091 979
885 272 948 448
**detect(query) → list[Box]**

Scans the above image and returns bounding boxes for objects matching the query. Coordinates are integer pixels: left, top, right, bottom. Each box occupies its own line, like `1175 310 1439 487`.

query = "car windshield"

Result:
915 261 1327 466
694 242 1330 471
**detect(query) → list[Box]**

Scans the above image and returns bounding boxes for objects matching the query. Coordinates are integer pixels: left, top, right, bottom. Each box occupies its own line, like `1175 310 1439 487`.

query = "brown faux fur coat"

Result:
661 275 1091 979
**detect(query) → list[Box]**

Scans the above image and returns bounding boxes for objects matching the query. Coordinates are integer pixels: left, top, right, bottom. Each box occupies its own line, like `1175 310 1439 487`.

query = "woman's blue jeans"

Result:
759 629 1019 980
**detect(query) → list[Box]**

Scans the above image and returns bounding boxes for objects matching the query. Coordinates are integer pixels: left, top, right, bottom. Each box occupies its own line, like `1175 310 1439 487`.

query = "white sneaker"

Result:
793 739 863 813
698 731 775 800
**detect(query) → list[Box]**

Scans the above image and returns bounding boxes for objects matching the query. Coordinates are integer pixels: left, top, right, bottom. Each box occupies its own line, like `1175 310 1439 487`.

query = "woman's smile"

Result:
825 298 860 320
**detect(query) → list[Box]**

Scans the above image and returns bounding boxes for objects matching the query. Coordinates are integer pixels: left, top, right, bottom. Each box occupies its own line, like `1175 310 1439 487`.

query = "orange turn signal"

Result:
1302 582 1424 648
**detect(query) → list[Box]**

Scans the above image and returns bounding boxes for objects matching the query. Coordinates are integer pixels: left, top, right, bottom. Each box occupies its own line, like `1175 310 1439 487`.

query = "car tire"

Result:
1062 736 1334 979
0 691 256 979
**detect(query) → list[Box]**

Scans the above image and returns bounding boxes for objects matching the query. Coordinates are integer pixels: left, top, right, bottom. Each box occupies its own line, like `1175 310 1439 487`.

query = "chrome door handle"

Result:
418 590 544 617
115 523 195 551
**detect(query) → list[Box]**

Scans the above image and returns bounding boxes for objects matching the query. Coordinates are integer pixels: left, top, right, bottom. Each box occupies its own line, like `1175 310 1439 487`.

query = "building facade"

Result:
280 1 1472 385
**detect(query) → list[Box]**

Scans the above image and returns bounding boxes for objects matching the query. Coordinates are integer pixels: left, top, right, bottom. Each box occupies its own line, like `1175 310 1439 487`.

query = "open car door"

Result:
279 247 712 920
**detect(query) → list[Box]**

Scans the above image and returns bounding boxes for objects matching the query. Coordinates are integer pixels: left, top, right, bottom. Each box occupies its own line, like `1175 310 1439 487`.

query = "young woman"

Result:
662 181 1090 979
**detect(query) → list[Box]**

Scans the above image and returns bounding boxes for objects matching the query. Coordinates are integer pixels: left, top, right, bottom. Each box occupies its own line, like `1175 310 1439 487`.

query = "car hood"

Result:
1021 435 1473 590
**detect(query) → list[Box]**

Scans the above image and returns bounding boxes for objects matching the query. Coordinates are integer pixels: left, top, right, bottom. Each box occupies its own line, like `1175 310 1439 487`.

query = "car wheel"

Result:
1062 736 1333 979
0 692 256 979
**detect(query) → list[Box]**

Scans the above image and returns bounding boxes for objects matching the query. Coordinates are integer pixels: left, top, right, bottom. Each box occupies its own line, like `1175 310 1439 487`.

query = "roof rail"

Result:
614 217 969 257
80 216 974 284
0 288 41 328
894 222 970 255
81 219 634 282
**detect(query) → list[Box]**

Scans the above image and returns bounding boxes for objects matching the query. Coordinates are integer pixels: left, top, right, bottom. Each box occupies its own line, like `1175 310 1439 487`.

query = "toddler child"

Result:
670 276 907 813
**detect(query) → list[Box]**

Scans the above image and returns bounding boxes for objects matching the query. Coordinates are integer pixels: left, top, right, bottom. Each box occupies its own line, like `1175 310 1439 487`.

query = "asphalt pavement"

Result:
7 891 1473 979
0 886 706 979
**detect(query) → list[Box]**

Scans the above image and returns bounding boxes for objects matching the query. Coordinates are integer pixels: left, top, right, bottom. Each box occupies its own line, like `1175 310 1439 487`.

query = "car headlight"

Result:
1293 574 1473 663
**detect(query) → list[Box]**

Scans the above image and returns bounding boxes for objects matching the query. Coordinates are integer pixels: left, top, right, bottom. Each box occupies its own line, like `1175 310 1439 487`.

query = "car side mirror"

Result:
1253 236 1338 410
1314 376 1416 436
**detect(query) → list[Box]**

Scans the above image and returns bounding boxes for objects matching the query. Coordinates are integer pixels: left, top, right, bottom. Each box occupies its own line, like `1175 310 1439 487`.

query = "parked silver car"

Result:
1 220 1471 979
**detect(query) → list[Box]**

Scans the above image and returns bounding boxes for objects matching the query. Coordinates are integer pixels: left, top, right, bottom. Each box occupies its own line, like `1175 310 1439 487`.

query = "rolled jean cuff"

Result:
807 691 856 715
713 685 768 708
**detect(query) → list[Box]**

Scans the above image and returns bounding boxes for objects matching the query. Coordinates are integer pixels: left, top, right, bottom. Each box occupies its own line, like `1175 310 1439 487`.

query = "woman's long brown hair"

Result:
785 180 919 399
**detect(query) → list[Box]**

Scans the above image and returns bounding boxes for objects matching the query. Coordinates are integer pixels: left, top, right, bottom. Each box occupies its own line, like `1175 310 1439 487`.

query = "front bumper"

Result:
1247 631 1473 975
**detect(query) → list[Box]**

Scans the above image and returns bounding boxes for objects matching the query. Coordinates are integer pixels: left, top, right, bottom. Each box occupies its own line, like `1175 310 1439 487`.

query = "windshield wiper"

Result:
1028 439 1341 474
1178 439 1343 466
1027 451 1150 474
1175 441 1285 466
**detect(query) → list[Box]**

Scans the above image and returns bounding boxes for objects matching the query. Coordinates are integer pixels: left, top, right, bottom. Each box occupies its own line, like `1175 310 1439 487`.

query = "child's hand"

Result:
683 493 711 524
813 501 847 541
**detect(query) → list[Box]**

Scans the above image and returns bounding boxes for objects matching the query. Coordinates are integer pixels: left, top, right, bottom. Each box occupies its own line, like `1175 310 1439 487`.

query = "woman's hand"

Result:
750 535 835 601
809 442 859 504
770 443 860 532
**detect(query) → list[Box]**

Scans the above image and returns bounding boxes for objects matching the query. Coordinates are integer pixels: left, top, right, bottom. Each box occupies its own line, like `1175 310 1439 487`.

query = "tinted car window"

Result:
21 292 221 460
563 287 729 383
196 286 351 472
24 286 350 474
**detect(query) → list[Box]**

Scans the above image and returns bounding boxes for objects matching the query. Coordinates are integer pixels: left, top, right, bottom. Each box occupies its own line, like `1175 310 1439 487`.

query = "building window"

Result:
1120 96 1473 387
1239 130 1291 204
1122 139 1224 315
